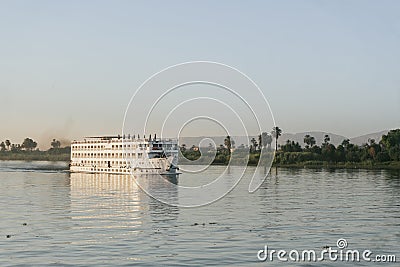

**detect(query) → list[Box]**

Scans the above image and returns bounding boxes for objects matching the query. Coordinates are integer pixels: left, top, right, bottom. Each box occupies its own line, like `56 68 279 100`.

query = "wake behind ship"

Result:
70 135 179 174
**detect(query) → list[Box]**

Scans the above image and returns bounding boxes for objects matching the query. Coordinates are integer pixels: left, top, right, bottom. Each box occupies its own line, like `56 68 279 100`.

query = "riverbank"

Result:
1 152 399 170
271 161 400 170
0 151 70 161
182 161 400 170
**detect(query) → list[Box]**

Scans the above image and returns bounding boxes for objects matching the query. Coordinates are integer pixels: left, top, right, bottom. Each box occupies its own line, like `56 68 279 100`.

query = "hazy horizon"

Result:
1 1 399 149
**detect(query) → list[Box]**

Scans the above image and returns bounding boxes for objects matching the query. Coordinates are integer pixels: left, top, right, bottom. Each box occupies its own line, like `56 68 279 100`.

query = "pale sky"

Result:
0 0 399 148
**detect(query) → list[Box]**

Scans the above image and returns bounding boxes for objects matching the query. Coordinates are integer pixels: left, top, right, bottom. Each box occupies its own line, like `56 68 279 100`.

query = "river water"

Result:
0 161 399 266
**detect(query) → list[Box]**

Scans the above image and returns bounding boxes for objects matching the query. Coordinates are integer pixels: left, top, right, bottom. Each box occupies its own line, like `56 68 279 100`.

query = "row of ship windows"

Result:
76 160 138 165
72 153 142 158
72 160 162 169
72 139 170 144
76 167 156 173
72 144 146 150
71 144 176 150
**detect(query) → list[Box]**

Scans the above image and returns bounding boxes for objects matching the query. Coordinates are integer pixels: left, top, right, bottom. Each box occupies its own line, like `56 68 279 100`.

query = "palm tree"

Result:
341 139 350 149
259 132 272 150
304 134 311 149
323 134 330 145
224 136 232 154
21 138 37 151
368 138 376 145
5 140 11 151
51 139 61 149
304 134 316 149
309 136 316 147
250 137 258 153
0 142 5 151
261 132 273 150
263 132 273 150
271 127 282 151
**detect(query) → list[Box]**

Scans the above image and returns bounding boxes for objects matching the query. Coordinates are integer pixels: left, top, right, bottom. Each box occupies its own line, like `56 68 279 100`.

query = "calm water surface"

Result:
0 161 399 266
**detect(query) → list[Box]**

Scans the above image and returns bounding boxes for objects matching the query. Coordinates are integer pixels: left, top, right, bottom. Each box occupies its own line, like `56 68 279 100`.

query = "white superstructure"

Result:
70 135 179 174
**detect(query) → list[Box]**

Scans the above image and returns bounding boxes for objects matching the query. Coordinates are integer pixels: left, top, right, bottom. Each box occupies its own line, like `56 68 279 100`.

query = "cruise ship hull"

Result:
69 166 177 175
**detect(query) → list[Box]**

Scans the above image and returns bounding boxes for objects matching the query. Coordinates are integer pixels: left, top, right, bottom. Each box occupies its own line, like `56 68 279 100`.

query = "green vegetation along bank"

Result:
0 138 70 161
180 128 400 170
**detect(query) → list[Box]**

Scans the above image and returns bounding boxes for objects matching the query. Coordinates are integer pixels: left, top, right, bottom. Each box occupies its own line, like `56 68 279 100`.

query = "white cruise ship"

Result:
70 135 179 175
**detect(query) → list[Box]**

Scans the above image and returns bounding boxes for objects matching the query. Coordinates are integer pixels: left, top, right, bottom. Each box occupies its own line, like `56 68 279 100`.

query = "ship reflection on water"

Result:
69 172 179 232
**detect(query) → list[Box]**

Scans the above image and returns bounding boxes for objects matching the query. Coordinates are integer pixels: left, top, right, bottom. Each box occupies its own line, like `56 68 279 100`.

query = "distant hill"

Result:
179 130 390 148
349 130 389 146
